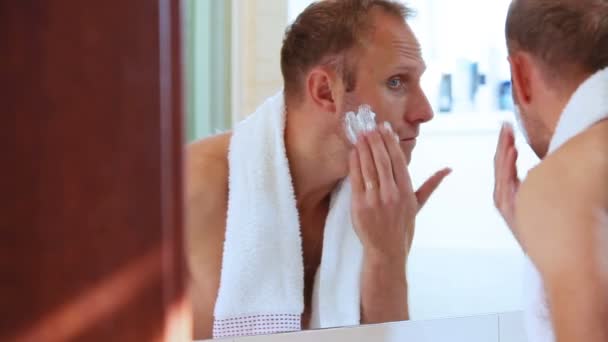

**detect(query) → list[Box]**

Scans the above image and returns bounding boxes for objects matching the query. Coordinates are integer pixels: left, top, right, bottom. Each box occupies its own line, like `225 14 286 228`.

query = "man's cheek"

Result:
376 102 405 123
384 91 409 112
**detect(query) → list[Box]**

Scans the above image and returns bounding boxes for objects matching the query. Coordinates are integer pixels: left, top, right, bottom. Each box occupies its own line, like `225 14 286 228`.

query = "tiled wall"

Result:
233 0 287 120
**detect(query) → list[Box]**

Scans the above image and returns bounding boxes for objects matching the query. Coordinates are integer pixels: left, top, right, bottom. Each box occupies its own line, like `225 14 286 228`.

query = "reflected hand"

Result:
493 122 521 241
349 124 451 261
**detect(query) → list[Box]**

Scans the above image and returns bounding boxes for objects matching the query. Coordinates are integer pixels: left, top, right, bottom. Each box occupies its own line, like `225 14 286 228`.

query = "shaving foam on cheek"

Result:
344 104 378 144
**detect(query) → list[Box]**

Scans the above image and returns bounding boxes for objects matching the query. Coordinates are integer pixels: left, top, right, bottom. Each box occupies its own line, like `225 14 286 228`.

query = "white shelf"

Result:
422 111 518 135
207 312 528 342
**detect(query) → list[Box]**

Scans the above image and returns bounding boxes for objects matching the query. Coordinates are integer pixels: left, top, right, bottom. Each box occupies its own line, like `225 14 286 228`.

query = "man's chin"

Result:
400 138 416 149
399 140 416 164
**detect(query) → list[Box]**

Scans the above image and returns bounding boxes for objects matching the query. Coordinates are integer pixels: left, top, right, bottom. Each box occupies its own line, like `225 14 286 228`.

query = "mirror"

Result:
184 0 539 340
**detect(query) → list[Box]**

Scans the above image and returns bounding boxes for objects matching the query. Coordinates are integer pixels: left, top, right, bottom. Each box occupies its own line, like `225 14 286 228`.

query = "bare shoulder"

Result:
186 131 232 272
550 119 608 171
185 132 232 339
542 120 607 188
186 132 232 201
520 120 608 210
186 132 232 251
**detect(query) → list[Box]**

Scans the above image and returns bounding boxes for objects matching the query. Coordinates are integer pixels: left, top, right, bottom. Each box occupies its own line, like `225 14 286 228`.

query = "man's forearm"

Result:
360 252 409 324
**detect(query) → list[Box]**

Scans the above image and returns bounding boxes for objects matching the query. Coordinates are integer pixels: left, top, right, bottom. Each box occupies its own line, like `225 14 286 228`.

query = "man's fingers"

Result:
495 123 515 175
499 147 514 209
415 168 452 210
349 148 364 196
500 144 513 189
497 146 514 210
367 129 396 195
511 146 520 187
380 124 410 192
357 135 380 195
507 147 521 191
494 123 518 205
494 123 506 166
495 146 521 232
504 145 520 185
494 124 507 187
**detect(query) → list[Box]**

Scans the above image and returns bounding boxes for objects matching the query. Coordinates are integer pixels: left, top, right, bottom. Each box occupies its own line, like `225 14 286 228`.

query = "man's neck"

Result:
542 71 595 158
544 72 592 154
284 106 350 212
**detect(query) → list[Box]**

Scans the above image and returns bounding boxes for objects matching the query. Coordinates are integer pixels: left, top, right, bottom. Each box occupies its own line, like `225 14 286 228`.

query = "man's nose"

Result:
405 87 434 124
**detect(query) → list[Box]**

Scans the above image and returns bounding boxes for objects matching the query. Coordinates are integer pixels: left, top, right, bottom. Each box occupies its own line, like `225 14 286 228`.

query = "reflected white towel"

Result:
523 67 608 342
212 91 363 338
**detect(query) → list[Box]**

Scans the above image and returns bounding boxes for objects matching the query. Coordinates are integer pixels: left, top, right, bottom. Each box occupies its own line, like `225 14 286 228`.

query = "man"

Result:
494 1 608 341
186 0 450 339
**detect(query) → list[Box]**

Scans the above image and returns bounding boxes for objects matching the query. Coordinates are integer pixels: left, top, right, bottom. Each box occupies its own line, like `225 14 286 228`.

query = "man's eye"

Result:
387 78 403 89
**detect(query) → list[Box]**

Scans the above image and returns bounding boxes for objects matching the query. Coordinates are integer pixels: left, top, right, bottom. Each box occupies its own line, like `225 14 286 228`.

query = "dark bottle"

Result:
438 73 453 113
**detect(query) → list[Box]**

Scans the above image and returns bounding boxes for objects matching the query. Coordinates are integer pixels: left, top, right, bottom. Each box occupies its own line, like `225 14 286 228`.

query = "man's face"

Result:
338 10 433 164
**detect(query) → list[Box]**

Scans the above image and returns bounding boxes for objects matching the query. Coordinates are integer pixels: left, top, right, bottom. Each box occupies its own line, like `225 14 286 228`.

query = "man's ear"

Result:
306 67 338 114
508 52 533 106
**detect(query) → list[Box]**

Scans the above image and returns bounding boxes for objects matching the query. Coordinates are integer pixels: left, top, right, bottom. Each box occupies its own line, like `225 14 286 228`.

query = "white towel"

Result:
523 67 608 342
212 91 363 338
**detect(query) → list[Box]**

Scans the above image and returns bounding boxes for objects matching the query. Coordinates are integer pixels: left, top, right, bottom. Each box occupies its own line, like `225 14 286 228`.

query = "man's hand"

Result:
349 123 450 324
493 122 521 240
349 124 451 261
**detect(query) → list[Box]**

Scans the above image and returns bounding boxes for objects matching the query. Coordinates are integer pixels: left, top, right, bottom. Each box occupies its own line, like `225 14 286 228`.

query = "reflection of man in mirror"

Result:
186 0 451 339
494 1 608 341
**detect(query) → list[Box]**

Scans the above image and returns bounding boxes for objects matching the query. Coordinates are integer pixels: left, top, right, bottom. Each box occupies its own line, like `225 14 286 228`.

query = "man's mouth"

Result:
399 137 418 151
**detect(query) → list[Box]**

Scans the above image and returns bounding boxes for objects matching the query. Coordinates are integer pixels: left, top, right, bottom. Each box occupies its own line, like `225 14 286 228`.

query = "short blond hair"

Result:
506 0 608 79
280 0 412 103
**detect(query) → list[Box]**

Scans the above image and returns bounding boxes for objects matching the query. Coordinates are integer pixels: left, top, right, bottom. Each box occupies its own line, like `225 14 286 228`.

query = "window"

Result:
184 0 232 141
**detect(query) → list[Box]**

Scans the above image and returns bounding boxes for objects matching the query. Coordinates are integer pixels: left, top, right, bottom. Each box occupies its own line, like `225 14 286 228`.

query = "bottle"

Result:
475 74 494 113
498 81 514 111
438 73 453 113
